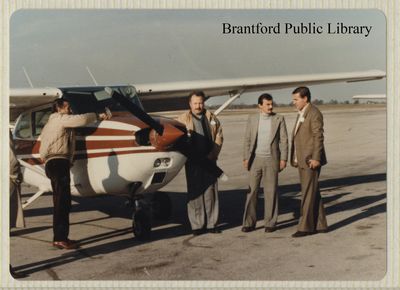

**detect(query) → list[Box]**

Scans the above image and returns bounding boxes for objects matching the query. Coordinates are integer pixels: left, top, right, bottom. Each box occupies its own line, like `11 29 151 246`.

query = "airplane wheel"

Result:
132 210 151 240
152 192 172 220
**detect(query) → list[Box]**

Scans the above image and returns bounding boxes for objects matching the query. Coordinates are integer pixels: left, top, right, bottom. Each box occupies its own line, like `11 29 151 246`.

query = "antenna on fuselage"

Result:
22 66 34 88
86 66 99 86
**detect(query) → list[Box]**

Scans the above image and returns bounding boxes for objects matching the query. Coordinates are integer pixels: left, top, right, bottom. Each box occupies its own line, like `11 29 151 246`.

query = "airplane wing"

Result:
10 88 62 120
9 70 385 117
135 70 386 112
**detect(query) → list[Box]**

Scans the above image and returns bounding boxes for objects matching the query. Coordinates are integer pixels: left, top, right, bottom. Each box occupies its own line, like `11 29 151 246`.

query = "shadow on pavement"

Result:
12 172 386 277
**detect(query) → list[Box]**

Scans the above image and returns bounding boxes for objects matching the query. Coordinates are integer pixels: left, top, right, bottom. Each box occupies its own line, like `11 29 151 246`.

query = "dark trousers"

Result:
45 159 71 242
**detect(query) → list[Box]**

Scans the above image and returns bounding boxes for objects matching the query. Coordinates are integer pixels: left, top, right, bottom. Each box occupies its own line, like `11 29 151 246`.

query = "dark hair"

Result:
258 93 273 105
292 86 311 102
188 91 206 102
52 98 69 113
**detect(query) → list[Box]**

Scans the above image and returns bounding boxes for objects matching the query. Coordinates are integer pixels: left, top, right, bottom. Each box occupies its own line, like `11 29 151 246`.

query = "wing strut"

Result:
213 90 244 116
22 190 46 209
18 159 48 209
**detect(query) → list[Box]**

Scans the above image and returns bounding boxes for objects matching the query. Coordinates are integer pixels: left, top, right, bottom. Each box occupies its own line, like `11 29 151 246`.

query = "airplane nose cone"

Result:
149 122 186 150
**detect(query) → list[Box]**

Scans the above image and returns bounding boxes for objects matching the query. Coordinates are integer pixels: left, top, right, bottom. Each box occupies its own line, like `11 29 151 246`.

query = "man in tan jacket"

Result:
242 93 288 233
290 86 328 237
39 99 110 249
177 91 223 236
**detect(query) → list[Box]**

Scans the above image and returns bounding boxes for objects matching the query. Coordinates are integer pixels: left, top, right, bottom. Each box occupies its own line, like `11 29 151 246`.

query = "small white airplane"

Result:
10 69 385 239
352 94 386 100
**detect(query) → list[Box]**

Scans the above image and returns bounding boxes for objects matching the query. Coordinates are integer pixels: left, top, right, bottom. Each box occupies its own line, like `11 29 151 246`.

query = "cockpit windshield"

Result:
61 85 143 114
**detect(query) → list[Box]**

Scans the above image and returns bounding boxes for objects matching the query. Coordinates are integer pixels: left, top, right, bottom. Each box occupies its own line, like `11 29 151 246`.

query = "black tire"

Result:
152 192 172 220
132 210 151 240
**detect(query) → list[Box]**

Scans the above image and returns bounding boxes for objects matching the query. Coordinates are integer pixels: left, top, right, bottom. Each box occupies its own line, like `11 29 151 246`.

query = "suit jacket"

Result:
243 112 288 171
290 103 327 169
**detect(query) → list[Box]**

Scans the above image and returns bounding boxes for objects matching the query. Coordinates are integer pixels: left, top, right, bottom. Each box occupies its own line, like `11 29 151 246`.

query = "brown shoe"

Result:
264 227 276 233
53 239 80 250
291 231 316 238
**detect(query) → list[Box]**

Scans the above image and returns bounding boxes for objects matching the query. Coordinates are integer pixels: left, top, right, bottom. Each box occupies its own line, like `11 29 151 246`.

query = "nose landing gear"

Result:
127 183 172 240
132 200 151 241
127 182 151 241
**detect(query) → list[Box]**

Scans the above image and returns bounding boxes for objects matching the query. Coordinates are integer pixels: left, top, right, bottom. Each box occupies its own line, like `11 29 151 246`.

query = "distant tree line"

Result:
207 99 361 109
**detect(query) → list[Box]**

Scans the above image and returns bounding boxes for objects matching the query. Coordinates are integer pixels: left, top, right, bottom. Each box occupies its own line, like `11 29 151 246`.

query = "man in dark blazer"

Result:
290 86 328 237
242 93 288 233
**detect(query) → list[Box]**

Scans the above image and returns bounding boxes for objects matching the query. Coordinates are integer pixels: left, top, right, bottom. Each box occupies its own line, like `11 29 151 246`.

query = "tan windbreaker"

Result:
39 112 97 163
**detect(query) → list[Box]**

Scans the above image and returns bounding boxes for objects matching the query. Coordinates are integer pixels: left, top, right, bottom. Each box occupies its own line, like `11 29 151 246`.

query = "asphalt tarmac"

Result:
9 106 386 282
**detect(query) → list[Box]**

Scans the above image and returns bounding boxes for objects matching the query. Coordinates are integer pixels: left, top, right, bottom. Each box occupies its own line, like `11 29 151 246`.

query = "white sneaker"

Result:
219 173 229 182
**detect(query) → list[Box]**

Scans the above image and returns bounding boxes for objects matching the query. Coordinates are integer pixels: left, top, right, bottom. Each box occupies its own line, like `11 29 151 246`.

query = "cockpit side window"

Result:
33 107 52 136
14 113 32 139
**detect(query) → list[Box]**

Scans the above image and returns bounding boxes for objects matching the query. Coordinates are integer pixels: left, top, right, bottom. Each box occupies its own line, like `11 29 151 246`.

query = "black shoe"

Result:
291 231 315 238
208 228 222 234
241 226 255 233
192 229 205 236
264 227 276 233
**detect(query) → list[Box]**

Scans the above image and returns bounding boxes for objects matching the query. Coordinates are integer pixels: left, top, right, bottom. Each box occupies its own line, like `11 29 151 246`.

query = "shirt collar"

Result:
260 112 272 117
298 103 310 115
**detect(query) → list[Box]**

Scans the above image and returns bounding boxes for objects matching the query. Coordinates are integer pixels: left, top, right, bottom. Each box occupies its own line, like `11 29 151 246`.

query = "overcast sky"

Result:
10 9 386 105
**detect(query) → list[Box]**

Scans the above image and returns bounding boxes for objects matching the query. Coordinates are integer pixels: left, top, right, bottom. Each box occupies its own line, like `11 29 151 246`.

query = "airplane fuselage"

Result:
12 85 188 198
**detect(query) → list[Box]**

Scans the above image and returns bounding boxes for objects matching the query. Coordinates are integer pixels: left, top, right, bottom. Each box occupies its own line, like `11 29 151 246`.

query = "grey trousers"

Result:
187 183 219 230
297 167 328 232
10 180 25 228
185 161 219 230
243 156 278 228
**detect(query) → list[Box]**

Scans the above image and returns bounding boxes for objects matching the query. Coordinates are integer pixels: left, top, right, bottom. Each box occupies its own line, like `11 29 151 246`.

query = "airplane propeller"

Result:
105 87 187 151
105 87 164 136
105 87 225 180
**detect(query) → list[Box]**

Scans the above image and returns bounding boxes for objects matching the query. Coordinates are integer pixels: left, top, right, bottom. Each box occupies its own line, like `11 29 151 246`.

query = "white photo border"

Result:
1 0 398 289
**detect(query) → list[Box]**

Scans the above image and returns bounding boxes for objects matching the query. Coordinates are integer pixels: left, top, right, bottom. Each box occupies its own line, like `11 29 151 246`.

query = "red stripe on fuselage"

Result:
74 148 158 160
21 158 43 166
75 139 138 150
21 148 159 165
75 127 135 136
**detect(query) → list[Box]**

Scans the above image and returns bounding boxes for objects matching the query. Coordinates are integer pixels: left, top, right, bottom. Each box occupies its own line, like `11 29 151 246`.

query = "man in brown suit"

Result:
290 86 328 237
242 93 288 233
